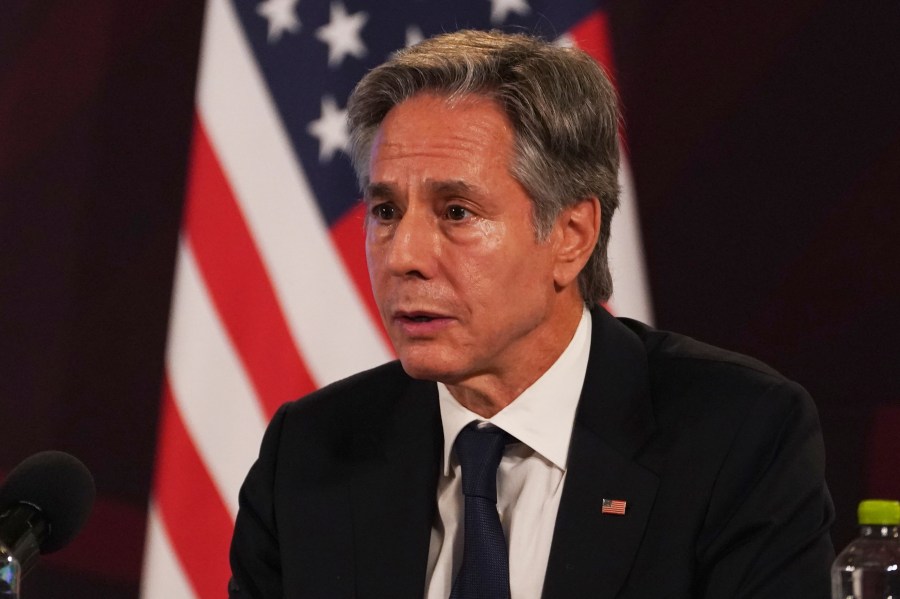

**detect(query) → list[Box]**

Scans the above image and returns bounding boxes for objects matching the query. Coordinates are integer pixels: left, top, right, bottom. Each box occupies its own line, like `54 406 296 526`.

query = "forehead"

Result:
369 93 515 176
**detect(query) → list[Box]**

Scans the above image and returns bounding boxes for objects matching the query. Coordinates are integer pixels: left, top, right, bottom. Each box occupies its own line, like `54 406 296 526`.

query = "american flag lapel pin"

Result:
601 498 627 515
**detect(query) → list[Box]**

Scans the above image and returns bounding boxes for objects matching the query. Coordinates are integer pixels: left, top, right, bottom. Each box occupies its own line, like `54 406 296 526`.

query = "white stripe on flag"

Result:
196 0 394 388
139 503 197 598
607 154 654 324
166 241 268 518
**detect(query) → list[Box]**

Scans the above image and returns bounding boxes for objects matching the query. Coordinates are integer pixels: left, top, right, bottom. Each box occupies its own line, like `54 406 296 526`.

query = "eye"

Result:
445 205 470 221
369 202 398 222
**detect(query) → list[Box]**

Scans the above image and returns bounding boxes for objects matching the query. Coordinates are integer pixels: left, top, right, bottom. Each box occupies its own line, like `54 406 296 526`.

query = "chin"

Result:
396 352 462 383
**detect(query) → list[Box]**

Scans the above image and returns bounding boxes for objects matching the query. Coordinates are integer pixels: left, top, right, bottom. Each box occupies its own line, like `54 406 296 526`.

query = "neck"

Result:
447 301 585 418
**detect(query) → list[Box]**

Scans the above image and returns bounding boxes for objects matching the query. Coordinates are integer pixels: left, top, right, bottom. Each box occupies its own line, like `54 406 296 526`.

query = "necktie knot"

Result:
454 424 510 503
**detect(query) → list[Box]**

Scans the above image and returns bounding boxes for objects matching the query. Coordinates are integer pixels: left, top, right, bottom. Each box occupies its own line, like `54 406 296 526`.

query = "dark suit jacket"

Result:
229 308 834 598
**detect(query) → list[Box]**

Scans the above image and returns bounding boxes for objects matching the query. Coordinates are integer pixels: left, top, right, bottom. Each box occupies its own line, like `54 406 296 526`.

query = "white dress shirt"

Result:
424 308 592 599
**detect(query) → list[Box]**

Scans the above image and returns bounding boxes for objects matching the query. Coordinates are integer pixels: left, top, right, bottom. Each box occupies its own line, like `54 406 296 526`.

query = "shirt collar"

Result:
437 307 592 475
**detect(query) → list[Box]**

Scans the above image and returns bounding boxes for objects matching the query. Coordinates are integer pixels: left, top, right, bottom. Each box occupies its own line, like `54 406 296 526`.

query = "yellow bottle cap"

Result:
858 499 900 525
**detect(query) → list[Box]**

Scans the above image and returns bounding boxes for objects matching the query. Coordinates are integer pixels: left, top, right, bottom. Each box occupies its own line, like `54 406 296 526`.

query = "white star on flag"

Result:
306 95 349 163
405 24 424 48
490 0 531 24
315 1 369 68
256 0 301 43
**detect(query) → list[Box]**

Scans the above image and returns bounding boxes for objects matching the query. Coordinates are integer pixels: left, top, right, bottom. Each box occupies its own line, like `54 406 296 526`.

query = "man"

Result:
229 30 834 598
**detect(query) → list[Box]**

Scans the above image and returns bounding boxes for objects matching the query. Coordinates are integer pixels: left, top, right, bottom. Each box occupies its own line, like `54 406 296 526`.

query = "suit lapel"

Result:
348 376 442 598
542 308 659 599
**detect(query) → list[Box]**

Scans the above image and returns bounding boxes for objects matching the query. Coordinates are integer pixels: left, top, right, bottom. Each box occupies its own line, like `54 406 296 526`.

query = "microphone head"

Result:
0 451 96 553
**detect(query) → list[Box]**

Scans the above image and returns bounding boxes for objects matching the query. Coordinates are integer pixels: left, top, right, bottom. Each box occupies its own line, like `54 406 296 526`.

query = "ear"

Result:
553 197 601 289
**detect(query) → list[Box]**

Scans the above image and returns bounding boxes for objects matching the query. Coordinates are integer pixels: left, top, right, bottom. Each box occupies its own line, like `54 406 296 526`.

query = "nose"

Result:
384 207 438 279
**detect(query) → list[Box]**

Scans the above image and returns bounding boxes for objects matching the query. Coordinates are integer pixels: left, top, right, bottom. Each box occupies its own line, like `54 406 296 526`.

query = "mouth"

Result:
390 310 455 335
395 311 446 323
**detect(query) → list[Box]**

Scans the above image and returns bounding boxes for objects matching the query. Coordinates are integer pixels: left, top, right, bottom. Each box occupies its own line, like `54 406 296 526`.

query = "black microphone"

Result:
0 451 96 576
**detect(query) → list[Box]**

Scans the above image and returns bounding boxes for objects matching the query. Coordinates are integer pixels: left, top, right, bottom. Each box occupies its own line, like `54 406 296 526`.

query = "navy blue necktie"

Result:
450 423 511 599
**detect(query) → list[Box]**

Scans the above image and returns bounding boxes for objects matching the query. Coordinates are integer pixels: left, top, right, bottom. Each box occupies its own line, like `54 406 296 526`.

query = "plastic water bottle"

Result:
831 499 900 599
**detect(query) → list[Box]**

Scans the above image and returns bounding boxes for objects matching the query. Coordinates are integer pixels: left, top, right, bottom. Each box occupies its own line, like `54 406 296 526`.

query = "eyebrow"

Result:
427 179 480 197
364 182 394 201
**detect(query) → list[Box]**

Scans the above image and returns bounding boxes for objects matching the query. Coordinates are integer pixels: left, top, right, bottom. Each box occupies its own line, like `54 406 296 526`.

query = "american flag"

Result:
139 0 652 597
601 498 628 515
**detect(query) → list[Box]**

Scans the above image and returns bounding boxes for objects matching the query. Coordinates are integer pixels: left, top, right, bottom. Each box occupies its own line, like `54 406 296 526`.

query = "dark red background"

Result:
1 1 898 596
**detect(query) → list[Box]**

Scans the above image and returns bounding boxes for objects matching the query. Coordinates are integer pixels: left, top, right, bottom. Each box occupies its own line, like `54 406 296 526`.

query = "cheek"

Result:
364 245 376 279
472 222 539 275
364 227 385 269
364 242 387 298
454 222 503 281
472 219 504 245
453 223 520 309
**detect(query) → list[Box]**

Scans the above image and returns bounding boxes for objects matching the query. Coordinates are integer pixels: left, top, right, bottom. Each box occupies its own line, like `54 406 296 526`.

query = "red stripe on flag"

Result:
184 117 316 417
330 202 392 348
568 11 615 75
570 12 631 165
154 379 234 599
601 499 627 515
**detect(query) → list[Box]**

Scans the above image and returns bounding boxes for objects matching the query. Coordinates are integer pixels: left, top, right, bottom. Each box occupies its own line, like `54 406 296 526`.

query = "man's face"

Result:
365 93 580 397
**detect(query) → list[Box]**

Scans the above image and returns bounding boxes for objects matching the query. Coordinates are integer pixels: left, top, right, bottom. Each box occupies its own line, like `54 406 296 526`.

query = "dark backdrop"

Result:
1 0 898 596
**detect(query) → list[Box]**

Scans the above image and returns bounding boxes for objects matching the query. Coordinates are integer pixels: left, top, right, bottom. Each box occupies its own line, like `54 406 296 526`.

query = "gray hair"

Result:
347 29 621 304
